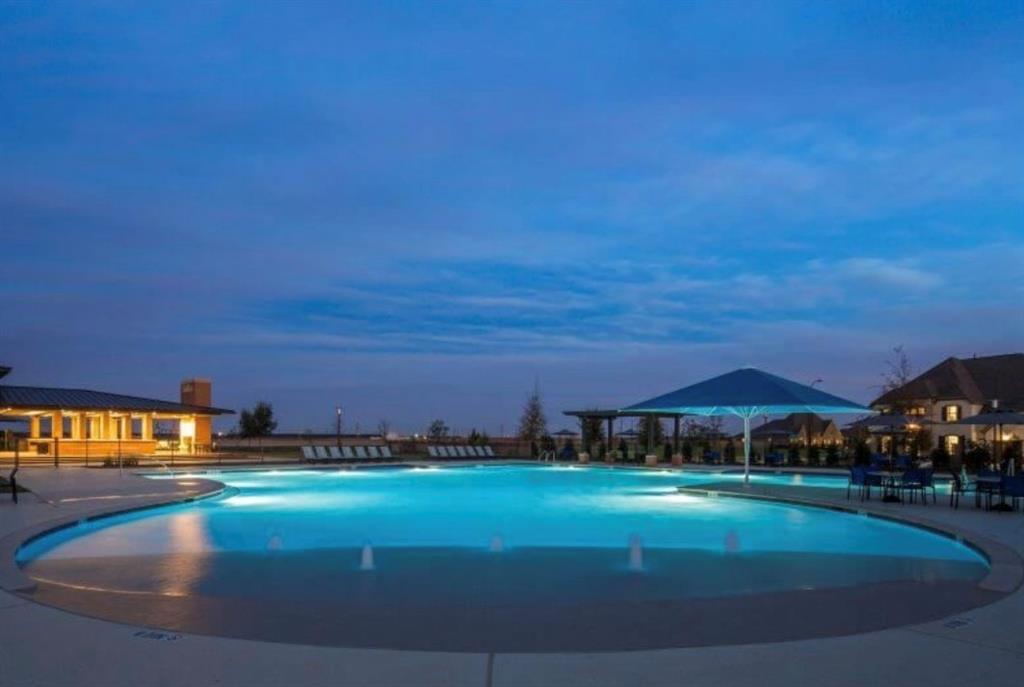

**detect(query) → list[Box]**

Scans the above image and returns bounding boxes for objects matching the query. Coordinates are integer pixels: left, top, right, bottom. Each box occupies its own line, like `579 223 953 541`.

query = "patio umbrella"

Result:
958 408 1024 475
623 368 872 482
552 428 578 437
846 414 933 458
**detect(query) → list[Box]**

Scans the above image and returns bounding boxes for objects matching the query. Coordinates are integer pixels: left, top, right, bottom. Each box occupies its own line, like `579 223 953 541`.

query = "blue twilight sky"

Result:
2 1 1023 434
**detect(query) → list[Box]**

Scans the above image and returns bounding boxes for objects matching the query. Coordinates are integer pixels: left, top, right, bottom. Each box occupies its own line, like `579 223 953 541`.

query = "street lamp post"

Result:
336 406 342 448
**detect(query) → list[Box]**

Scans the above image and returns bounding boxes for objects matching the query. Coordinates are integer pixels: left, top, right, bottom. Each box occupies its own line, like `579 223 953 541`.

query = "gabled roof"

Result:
749 412 834 438
872 353 1024 409
0 385 233 415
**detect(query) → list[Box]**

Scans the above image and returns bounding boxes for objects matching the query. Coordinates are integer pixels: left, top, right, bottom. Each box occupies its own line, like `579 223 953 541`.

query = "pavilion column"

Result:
102 412 114 440
122 415 133 440
69 414 82 440
29 416 40 439
673 416 680 454
141 414 153 441
51 411 64 439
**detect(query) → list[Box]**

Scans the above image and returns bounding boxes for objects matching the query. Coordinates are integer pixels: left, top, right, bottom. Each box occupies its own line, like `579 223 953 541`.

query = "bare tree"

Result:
376 419 391 439
880 344 913 393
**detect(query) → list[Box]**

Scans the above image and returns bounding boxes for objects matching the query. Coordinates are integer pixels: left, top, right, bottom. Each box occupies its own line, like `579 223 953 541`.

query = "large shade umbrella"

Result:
623 368 872 482
958 408 1024 475
552 428 578 437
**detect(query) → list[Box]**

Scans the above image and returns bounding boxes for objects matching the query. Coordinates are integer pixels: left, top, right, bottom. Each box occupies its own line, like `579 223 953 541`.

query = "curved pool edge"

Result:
4 463 1020 654
676 485 1024 595
0 475 226 594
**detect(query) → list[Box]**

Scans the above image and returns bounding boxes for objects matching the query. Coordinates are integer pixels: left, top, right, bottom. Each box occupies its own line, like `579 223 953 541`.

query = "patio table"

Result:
871 470 903 503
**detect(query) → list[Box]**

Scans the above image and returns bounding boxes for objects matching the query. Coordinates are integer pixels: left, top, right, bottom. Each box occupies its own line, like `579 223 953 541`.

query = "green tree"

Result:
427 419 450 442
581 415 604 451
238 401 277 460
637 416 665 452
517 387 547 442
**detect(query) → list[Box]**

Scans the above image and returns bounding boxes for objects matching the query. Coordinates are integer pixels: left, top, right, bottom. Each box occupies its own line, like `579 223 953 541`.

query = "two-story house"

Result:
870 353 1024 458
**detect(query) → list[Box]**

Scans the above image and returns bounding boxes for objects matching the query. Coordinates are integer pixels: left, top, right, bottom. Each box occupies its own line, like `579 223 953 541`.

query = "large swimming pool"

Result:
16 465 991 651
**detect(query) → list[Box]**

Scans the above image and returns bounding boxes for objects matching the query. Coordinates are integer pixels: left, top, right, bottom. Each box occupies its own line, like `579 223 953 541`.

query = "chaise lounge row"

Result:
427 445 496 459
302 445 394 462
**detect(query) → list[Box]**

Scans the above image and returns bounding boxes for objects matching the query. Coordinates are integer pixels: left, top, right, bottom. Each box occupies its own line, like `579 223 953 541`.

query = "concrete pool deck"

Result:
2 464 1024 686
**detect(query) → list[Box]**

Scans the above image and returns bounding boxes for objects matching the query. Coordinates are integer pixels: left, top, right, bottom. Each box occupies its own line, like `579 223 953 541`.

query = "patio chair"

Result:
327 446 343 461
898 468 924 504
442 446 456 457
847 466 868 501
948 469 976 509
766 451 785 467
341 446 356 460
313 446 330 461
1001 475 1024 510
919 468 937 504
379 445 394 460
863 468 884 500
427 446 439 458
354 446 368 459
895 455 911 470
483 446 495 457
301 446 317 462
455 446 469 458
365 446 381 459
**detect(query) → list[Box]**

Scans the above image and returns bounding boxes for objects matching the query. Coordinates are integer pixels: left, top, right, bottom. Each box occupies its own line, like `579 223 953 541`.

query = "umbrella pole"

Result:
743 416 751 483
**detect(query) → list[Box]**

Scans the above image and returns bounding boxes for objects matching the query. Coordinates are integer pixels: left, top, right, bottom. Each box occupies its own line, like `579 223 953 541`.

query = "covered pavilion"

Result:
562 408 690 457
0 366 233 460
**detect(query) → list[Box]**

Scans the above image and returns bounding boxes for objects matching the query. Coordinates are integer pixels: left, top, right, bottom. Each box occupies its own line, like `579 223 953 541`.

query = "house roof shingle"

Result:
872 353 1024 409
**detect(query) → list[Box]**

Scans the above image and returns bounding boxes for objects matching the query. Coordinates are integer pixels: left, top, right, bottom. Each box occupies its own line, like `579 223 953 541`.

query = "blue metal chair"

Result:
999 474 1024 511
899 468 924 504
847 466 867 501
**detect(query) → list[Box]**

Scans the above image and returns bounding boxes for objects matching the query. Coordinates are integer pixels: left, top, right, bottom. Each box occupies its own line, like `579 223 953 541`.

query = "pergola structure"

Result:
562 408 690 456
0 367 233 459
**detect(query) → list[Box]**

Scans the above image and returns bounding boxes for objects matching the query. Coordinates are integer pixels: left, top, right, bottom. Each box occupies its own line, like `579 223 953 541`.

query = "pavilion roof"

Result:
0 384 233 415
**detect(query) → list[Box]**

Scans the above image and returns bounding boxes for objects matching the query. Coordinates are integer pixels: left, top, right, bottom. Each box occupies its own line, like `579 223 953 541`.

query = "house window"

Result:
942 405 960 422
943 435 961 455
906 406 927 416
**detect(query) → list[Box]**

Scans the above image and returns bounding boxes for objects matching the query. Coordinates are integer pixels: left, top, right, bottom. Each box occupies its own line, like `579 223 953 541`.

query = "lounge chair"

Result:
483 446 495 457
301 446 317 462
442 446 456 457
470 446 484 457
341 446 356 460
327 446 343 461
354 446 368 459
450 446 463 457
427 446 439 458
314 446 330 461
379 446 394 460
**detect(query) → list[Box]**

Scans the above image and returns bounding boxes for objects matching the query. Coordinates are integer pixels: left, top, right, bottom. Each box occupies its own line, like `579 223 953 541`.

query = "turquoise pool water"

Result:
18 465 985 605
